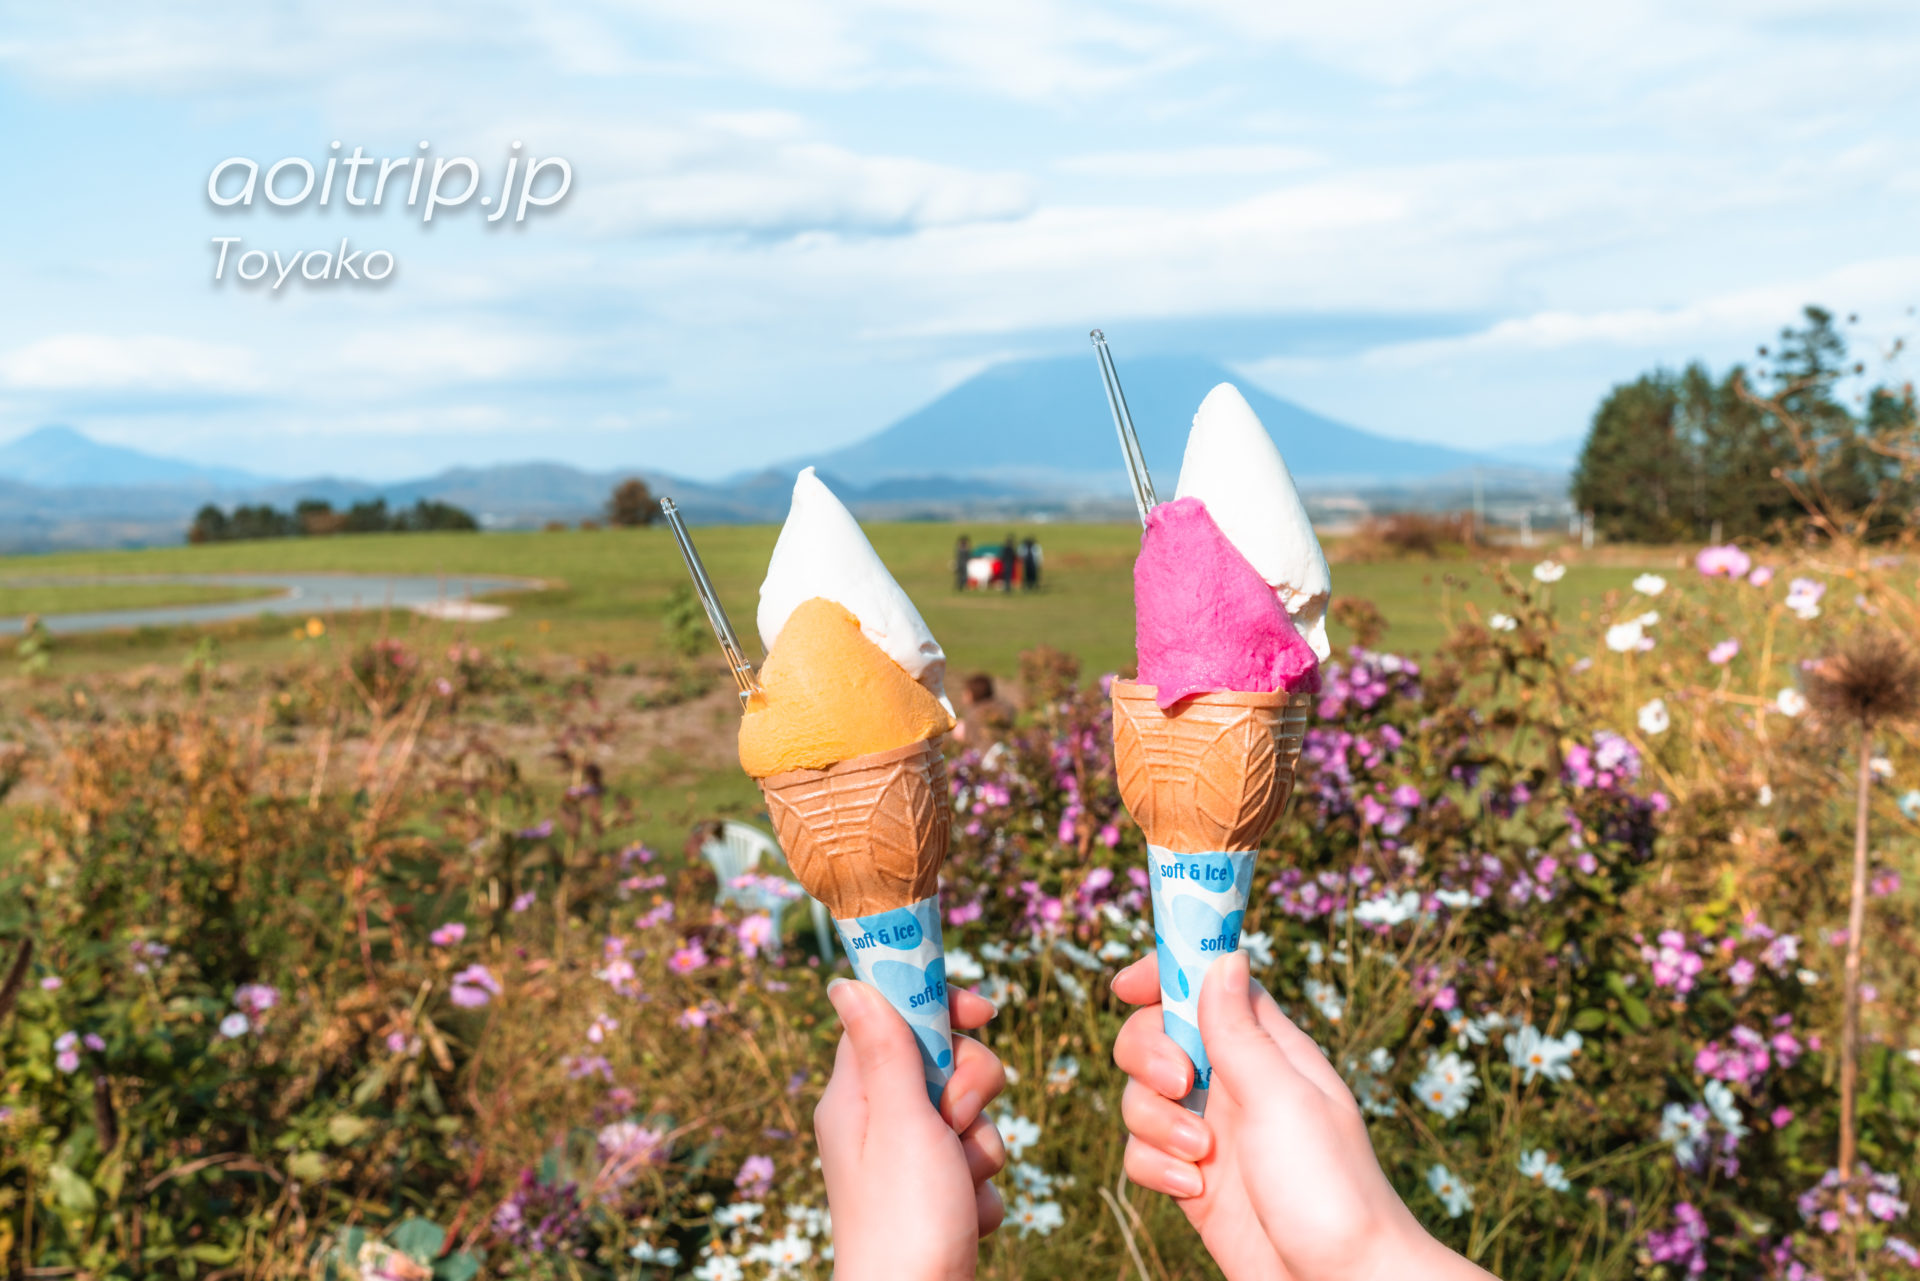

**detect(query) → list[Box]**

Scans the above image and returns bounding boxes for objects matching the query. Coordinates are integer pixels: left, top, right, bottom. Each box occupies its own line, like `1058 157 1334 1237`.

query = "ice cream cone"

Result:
1112 679 1311 1113
1110 679 1311 852
759 737 949 919
760 736 957 1106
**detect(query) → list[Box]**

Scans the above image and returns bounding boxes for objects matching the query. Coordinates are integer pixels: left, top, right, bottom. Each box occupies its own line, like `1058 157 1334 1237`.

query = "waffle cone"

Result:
1111 679 1310 852
759 737 950 919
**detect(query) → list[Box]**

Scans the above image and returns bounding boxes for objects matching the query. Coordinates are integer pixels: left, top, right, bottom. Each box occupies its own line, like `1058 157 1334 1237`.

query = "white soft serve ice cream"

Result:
1173 383 1332 661
757 467 951 712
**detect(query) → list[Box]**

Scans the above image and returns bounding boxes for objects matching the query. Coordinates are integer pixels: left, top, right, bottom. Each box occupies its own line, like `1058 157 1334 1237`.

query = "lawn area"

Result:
0 525 1688 679
0 579 276 617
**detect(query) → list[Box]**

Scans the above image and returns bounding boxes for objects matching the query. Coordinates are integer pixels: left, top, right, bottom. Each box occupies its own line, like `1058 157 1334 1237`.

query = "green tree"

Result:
607 477 659 528
1571 370 1698 542
186 504 229 544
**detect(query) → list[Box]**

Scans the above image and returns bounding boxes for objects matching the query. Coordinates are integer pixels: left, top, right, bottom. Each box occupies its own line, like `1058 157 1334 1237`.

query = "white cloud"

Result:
332 326 579 385
580 134 1035 237
0 335 264 393
1328 257 1920 366
1057 144 1322 179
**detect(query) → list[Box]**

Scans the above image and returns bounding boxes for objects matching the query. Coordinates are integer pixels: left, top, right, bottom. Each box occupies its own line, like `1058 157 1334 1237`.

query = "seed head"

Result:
1804 630 1920 727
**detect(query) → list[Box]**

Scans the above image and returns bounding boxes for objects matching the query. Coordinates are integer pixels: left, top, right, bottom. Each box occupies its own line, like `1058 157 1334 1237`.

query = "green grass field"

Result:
0 526 1686 678
0 580 275 617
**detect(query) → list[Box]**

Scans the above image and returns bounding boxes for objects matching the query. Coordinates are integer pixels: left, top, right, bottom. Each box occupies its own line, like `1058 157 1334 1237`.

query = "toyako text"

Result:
207 141 572 288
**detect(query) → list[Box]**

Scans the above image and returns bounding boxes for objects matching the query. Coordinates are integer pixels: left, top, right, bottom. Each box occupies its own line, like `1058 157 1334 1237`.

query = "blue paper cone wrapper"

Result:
834 895 955 1108
1148 846 1256 1114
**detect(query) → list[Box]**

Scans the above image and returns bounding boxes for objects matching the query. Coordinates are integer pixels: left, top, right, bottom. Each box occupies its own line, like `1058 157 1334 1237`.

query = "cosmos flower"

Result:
450 964 501 1008
1427 1164 1474 1217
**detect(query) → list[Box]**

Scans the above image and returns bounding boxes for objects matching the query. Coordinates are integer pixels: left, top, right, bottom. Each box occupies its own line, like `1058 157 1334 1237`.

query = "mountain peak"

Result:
767 352 1502 491
0 423 262 490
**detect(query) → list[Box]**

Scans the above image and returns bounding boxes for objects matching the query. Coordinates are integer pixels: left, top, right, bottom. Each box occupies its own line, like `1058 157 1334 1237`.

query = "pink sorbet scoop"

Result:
1135 496 1321 709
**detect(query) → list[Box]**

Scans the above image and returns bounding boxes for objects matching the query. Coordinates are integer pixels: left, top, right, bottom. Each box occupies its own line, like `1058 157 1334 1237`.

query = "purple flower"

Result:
54 1031 81 1073
518 819 555 840
450 964 502 1008
736 914 777 960
234 983 279 1016
38 976 61 991
430 922 467 947
598 1122 667 1186
82 1032 105 1052
668 941 709 974
735 1153 776 1198
512 890 538 912
565 1054 613 1081
1645 1201 1709 1274
1695 544 1752 578
1707 638 1740 665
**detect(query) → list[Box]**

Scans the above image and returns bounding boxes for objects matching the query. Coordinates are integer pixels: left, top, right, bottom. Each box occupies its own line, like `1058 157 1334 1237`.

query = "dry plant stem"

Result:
1839 721 1871 1182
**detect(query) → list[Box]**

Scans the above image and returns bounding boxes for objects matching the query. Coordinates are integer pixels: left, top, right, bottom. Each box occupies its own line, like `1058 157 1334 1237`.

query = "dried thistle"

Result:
1803 630 1920 727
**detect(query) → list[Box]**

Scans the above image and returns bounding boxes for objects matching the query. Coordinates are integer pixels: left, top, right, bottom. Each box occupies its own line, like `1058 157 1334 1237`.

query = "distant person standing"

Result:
1001 530 1017 592
954 534 972 591
1021 537 1041 591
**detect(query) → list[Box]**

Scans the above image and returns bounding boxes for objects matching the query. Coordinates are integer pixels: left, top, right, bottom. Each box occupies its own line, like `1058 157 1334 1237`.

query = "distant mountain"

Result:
774 354 1501 491
1489 433 1583 474
0 424 262 490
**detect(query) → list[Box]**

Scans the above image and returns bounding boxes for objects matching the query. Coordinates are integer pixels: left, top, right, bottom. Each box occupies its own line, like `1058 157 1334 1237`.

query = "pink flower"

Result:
1708 639 1740 665
1772 1107 1794 1128
736 914 777 960
54 1031 80 1073
38 976 61 991
566 1054 613 1081
1749 566 1774 587
1696 544 1752 578
430 922 467 947
234 983 279 1017
668 941 709 974
450 964 501 1008
678 1005 710 1029
1728 958 1756 989
735 1153 776 1198
512 890 538 912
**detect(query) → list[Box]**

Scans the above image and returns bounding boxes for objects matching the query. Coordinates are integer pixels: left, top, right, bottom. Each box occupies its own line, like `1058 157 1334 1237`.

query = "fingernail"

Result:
1171 1118 1209 1160
946 1088 980 1129
1156 1057 1191 1099
1219 951 1250 998
825 978 856 1016
1169 1166 1203 1198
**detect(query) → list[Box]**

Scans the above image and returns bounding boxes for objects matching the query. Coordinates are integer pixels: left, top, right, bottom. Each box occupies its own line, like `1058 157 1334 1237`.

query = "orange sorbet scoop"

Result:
738 597 952 778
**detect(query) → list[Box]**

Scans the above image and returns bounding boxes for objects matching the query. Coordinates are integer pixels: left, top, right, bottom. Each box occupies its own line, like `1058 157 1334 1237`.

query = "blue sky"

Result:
0 1 1915 481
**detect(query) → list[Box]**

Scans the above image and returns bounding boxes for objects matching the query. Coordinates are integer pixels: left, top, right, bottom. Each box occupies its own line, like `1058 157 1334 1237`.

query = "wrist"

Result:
1351 1215 1449 1281
831 1242 975 1281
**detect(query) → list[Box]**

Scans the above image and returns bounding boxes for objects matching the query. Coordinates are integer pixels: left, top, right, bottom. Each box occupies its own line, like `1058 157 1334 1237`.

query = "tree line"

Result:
188 497 478 543
1572 306 1917 543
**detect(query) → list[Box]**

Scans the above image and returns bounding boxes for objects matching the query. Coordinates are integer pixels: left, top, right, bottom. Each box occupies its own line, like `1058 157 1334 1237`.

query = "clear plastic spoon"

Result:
659 497 762 707
1091 328 1158 527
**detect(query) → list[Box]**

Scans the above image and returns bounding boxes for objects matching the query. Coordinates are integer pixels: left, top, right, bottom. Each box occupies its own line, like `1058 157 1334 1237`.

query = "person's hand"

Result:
817 979 1008 1281
1113 952 1492 1281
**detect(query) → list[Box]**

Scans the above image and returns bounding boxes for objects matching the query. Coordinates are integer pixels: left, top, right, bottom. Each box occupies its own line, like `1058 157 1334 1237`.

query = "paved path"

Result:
0 573 539 636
